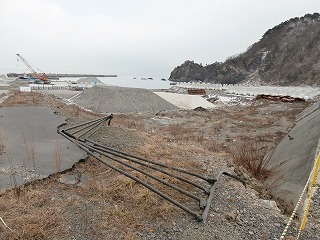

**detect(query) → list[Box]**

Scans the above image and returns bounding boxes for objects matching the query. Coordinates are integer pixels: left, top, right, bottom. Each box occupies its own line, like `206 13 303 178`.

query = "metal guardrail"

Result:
58 115 245 222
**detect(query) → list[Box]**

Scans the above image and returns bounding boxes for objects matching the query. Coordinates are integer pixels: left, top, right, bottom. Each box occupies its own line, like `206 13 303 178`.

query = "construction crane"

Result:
16 54 50 84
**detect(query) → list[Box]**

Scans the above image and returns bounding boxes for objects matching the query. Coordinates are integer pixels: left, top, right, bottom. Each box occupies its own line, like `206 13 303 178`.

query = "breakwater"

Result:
7 73 117 79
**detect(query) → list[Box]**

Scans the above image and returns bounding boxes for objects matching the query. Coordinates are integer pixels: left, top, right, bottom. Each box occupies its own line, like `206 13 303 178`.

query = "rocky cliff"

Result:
169 13 320 86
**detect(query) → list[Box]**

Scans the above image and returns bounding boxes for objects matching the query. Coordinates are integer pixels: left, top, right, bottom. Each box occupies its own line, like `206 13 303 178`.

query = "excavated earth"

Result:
0 88 319 240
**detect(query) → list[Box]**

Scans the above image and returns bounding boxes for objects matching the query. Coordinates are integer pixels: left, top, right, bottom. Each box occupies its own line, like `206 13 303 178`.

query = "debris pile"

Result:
187 89 206 95
256 94 305 102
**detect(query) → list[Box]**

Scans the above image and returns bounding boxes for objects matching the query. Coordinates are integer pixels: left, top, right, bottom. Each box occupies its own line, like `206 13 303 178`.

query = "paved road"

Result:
0 106 86 192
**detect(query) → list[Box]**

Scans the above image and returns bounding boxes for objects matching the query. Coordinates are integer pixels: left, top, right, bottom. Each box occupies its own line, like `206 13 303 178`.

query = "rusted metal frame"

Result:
85 139 214 183
76 139 204 203
59 130 202 221
201 171 244 222
62 115 112 132
83 140 209 194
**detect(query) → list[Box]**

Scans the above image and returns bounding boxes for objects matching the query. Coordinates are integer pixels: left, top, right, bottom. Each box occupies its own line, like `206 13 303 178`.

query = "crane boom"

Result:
16 54 49 82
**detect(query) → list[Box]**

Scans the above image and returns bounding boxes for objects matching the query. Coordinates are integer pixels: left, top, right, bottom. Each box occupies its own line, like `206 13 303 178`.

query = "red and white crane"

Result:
16 54 50 83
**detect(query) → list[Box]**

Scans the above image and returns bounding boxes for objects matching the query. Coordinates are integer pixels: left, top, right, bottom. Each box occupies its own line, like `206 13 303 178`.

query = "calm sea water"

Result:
99 75 171 89
61 75 171 89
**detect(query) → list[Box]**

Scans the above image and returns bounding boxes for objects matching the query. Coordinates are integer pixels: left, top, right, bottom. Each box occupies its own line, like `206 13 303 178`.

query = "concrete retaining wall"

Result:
264 101 320 210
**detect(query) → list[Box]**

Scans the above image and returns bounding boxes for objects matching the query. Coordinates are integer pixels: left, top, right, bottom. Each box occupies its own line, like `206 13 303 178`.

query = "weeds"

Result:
54 139 62 173
196 132 205 145
205 140 224 152
137 188 157 204
230 141 273 180
0 130 19 195
21 125 36 171
0 183 66 240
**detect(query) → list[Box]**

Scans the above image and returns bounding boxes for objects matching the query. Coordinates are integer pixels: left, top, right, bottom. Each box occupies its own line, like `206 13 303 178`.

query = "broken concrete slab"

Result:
58 173 81 185
264 101 320 210
0 106 86 191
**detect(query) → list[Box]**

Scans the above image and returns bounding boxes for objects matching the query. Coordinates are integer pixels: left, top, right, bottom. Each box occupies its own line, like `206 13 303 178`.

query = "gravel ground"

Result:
59 99 319 240
0 87 319 239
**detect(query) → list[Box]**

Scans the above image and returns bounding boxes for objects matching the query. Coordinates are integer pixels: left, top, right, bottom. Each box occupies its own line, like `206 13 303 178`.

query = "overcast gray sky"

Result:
0 0 319 77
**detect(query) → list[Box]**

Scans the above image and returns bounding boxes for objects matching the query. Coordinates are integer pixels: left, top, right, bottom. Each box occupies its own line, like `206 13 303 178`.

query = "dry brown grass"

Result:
112 114 146 131
165 125 198 142
0 182 68 240
68 158 190 238
54 139 62 173
137 133 204 171
204 139 225 152
1 91 102 119
2 90 44 106
0 130 19 194
230 141 273 180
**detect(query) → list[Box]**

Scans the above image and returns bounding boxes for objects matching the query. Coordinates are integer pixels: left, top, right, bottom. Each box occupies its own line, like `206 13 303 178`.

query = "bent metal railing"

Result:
58 115 245 222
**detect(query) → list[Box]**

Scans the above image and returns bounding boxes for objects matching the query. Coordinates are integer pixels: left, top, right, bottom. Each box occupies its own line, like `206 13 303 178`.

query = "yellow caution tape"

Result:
280 152 320 240
296 152 320 239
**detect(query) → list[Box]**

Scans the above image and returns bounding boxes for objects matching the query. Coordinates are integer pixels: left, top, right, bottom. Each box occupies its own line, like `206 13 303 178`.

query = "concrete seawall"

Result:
264 101 320 211
177 82 320 99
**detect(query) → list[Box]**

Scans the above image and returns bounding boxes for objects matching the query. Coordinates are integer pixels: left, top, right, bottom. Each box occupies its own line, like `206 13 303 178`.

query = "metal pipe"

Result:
86 139 211 182
59 115 244 222
59 130 202 221
62 115 112 132
77 140 203 202
84 141 209 193
201 171 244 222
77 118 108 139
201 171 224 222
86 120 106 139
222 171 246 186
71 118 106 135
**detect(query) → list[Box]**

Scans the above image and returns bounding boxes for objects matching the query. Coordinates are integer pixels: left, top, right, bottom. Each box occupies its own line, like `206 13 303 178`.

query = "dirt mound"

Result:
72 86 178 113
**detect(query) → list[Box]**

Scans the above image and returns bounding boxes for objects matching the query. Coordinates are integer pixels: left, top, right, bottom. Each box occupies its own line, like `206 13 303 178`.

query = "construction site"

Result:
0 55 319 239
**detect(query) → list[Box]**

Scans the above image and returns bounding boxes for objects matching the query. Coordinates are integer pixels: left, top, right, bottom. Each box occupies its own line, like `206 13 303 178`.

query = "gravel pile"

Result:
76 77 105 86
72 86 178 113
